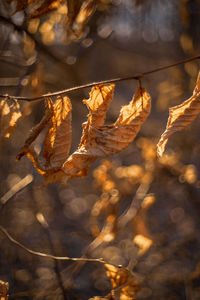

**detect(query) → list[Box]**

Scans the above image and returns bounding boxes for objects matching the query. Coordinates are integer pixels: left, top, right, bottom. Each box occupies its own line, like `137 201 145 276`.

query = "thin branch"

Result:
0 54 200 102
36 212 69 300
0 224 105 264
0 174 33 209
118 181 151 229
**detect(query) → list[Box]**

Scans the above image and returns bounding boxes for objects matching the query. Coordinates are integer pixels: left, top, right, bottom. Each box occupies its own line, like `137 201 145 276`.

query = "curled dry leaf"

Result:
16 96 72 182
0 99 22 145
62 86 151 172
45 85 151 185
17 85 151 186
16 98 53 162
44 84 114 184
43 95 72 169
157 72 200 157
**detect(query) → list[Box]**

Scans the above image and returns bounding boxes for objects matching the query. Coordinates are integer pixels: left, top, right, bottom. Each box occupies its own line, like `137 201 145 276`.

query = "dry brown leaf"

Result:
16 96 72 179
157 72 200 157
83 84 114 128
62 86 150 171
104 263 139 300
43 96 72 169
0 99 22 144
16 98 53 161
17 85 151 186
44 85 151 185
43 84 114 183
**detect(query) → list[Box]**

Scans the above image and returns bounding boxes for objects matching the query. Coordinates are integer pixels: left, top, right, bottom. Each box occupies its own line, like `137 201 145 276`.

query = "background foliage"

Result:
1 0 200 299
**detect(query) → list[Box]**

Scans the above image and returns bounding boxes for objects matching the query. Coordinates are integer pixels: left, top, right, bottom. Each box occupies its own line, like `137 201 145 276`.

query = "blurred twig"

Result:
0 174 33 207
36 212 69 300
0 224 106 263
118 181 151 228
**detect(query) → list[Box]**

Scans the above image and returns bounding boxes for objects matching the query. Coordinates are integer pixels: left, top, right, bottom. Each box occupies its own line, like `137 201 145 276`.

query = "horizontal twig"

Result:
0 55 200 102
0 224 105 264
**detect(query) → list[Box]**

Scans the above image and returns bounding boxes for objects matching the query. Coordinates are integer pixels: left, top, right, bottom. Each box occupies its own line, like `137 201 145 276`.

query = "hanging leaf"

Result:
43 96 72 169
44 85 151 184
83 84 114 128
17 85 150 186
157 72 200 157
16 96 72 178
0 99 22 145
44 84 114 184
62 86 151 172
16 98 53 161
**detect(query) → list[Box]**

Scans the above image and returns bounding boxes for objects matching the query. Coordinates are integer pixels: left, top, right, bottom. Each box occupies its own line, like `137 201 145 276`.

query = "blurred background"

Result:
1 0 200 299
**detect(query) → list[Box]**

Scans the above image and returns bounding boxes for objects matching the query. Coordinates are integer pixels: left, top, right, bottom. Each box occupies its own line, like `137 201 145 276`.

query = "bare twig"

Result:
0 224 105 264
36 212 69 300
0 55 199 101
0 174 33 205
118 181 151 228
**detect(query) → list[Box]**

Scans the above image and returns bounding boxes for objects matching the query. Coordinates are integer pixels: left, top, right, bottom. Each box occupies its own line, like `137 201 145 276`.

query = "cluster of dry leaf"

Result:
1 72 200 186
6 0 107 40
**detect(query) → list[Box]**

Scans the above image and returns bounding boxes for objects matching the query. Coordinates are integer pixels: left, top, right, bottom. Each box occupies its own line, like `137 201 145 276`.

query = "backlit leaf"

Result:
16 96 72 179
157 72 200 156
17 85 151 186
0 99 22 144
45 85 151 184
62 86 150 174
16 98 53 161
43 96 72 169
